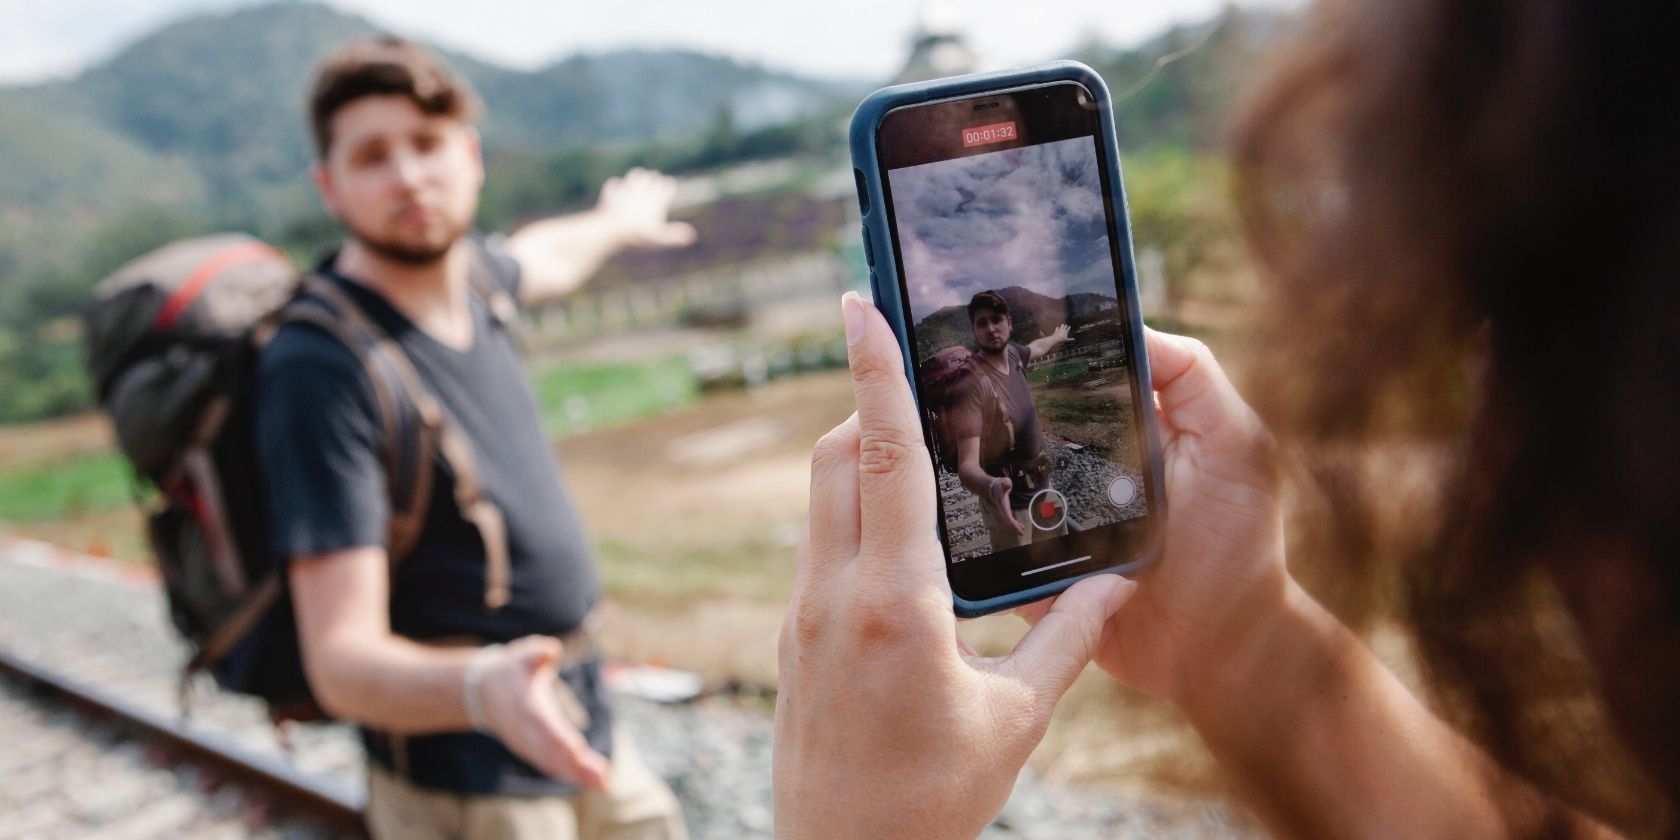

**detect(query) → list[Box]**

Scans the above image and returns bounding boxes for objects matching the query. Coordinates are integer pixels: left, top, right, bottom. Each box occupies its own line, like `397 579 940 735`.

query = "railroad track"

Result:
0 537 783 839
0 648 363 838
0 539 366 838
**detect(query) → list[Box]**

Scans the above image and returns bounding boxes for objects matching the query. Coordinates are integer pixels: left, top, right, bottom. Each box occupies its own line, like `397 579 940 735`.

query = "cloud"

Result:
888 136 1119 322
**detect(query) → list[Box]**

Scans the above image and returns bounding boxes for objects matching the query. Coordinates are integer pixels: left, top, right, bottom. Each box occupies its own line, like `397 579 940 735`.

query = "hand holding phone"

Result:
773 291 1136 839
1016 328 1293 704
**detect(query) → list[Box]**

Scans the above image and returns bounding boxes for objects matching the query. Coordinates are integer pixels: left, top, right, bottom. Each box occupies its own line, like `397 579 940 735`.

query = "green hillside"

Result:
0 2 1290 425
47 2 850 203
0 88 206 287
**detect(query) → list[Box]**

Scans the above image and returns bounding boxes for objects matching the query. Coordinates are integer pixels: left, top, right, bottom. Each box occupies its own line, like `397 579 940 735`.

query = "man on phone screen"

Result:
949 290 1071 552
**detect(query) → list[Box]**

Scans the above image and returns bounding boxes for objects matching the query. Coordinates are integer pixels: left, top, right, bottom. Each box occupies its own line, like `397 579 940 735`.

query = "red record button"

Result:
1027 488 1068 531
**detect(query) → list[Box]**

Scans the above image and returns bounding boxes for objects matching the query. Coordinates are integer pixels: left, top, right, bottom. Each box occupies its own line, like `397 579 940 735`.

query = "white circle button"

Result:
1108 477 1137 507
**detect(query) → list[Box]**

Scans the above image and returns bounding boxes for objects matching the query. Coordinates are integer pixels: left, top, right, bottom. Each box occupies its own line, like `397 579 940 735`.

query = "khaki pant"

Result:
980 493 1068 552
365 729 687 840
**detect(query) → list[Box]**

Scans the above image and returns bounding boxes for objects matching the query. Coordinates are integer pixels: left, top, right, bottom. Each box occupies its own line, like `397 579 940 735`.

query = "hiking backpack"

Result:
917 346 1014 474
85 233 514 721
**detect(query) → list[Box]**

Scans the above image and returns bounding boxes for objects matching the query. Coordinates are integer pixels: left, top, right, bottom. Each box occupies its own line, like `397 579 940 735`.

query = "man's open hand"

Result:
478 636 611 792
595 168 697 250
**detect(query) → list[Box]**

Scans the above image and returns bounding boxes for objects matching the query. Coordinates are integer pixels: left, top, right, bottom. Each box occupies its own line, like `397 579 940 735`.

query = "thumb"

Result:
999 575 1135 704
1143 327 1250 438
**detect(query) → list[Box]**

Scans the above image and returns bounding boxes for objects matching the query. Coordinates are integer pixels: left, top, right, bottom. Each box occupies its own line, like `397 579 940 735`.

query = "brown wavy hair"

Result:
307 36 482 159
1231 0 1680 834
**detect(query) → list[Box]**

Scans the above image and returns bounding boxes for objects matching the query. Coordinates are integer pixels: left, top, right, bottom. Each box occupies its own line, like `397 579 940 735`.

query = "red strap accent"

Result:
173 483 229 564
152 241 286 332
169 481 204 522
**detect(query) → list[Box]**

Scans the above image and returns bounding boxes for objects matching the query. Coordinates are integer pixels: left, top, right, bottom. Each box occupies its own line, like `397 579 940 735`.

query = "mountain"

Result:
0 1 1287 275
0 0 856 326
8 2 851 205
0 1 1292 424
469 50 846 152
68 2 377 195
0 85 208 299
0 0 1290 225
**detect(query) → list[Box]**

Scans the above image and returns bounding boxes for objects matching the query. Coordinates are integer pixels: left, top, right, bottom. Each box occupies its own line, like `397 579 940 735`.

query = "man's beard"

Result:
344 214 468 266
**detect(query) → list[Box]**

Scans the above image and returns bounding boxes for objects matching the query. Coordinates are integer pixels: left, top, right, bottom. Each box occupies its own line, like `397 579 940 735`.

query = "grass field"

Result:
529 354 697 436
0 356 702 529
1027 360 1092 385
0 450 132 523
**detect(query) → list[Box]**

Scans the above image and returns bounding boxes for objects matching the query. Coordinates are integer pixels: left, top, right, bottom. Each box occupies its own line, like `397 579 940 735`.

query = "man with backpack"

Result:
946 290 1070 552
260 37 692 839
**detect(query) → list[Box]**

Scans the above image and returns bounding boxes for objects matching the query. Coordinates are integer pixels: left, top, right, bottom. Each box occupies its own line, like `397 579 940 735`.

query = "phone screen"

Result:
875 81 1159 603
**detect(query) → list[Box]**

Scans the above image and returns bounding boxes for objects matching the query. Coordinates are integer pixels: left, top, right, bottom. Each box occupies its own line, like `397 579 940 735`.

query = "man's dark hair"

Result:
307 36 482 159
967 290 1011 322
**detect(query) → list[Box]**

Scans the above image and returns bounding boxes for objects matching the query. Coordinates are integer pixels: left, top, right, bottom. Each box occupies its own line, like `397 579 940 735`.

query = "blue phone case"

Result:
848 60 1167 617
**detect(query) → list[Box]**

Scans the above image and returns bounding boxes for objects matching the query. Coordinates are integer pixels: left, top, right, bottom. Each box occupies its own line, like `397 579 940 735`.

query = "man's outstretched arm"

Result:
504 167 696 307
1025 324 1070 361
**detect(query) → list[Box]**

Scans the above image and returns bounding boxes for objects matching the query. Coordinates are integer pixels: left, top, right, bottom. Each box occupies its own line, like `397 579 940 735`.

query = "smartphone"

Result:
849 61 1166 617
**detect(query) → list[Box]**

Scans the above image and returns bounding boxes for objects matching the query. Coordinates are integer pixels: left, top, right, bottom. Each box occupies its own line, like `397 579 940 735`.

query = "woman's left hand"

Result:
773 293 1136 839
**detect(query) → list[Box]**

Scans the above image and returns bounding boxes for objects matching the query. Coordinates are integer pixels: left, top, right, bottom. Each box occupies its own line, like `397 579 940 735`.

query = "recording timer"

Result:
961 121 1017 148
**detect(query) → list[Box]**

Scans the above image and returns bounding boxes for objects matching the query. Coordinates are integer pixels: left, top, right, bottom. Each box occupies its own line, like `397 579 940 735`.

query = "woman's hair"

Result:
1231 0 1680 833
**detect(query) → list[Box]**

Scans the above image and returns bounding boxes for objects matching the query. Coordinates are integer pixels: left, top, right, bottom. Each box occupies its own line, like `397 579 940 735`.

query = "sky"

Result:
0 0 1292 85
891 136 1116 323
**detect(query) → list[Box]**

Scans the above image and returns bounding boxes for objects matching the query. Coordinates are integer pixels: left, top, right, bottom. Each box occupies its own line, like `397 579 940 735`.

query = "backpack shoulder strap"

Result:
970 363 1015 462
464 244 520 332
284 273 511 608
277 283 433 565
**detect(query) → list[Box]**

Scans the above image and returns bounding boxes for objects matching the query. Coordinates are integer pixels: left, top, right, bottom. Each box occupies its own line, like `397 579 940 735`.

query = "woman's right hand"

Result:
1020 328 1290 704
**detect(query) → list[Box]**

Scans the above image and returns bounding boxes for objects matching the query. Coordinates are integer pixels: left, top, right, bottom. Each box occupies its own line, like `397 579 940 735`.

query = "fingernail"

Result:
842 291 866 345
1105 577 1138 619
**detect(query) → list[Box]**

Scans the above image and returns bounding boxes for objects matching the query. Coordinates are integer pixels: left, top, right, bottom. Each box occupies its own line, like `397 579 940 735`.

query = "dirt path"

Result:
553 371 854 685
0 414 115 468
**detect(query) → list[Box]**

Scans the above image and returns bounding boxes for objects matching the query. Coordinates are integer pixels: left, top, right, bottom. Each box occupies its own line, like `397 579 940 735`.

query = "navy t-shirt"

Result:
256 239 609 797
950 341 1046 504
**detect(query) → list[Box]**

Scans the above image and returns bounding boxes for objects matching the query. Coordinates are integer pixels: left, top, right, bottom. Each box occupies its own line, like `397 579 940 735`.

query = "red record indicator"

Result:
1027 488 1068 531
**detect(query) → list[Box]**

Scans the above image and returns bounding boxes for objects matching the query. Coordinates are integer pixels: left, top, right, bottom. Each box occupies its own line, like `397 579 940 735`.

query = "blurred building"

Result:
893 1 976 84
